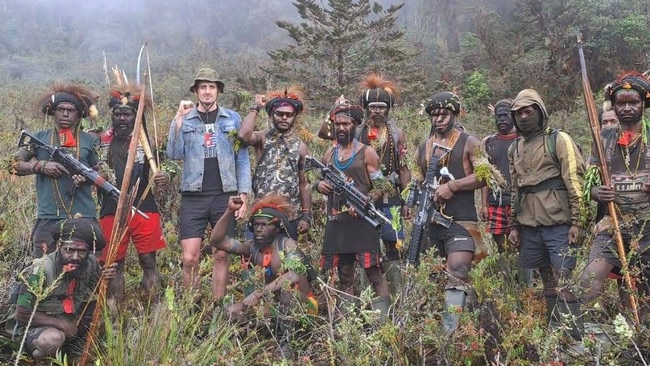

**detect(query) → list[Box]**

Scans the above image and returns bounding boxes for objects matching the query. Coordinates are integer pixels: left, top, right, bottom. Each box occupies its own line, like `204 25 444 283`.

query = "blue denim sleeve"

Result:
166 120 184 160
235 145 252 194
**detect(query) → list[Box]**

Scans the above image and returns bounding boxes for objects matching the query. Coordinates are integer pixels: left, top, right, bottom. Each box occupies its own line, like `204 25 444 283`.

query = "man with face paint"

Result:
315 102 392 319
238 86 312 239
7 218 116 360
208 194 315 358
415 91 486 333
97 86 168 305
357 74 411 297
582 73 650 322
481 99 517 252
167 67 252 302
11 82 100 258
507 89 585 339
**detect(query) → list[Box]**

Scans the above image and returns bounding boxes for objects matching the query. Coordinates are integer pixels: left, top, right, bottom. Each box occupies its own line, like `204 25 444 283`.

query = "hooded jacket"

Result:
508 89 585 228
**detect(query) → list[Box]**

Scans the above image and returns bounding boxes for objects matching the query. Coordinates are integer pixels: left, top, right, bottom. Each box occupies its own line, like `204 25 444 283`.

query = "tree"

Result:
264 0 419 106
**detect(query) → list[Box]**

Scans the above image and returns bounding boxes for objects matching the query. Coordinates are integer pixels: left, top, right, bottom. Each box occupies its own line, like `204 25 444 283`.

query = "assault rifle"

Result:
19 130 148 219
405 144 453 265
305 156 390 229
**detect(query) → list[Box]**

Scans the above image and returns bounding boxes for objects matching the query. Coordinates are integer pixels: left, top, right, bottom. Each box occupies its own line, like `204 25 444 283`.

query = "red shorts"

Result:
98 212 166 262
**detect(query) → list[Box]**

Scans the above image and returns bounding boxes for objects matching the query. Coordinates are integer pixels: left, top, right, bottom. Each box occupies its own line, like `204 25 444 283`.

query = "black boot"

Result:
547 296 583 341
371 295 392 323
442 287 467 333
382 260 404 297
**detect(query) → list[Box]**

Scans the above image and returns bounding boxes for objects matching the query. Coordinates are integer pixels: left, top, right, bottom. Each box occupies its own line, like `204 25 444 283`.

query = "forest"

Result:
0 0 649 364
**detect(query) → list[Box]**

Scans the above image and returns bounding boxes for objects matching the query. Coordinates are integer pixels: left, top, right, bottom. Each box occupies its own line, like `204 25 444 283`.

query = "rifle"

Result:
18 130 148 219
405 143 453 265
577 33 639 326
305 156 390 229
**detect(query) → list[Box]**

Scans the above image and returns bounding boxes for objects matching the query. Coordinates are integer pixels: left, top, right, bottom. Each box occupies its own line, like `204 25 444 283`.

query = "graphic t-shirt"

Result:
199 109 223 194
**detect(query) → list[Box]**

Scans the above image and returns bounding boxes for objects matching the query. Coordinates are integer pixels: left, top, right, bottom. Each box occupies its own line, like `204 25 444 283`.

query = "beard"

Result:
496 119 515 134
112 122 134 138
56 254 90 280
335 130 354 145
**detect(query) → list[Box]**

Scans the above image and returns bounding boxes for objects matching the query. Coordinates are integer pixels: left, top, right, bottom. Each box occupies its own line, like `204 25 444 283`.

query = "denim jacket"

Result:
166 106 252 194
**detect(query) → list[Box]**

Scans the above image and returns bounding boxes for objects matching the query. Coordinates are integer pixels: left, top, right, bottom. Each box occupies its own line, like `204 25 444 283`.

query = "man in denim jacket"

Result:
167 67 252 302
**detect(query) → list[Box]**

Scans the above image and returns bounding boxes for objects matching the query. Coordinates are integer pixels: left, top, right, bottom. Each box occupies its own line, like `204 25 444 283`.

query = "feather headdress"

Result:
36 81 99 119
359 73 400 108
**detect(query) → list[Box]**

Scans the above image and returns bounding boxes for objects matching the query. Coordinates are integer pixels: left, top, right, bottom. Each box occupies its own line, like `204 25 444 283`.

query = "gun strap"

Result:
518 176 566 195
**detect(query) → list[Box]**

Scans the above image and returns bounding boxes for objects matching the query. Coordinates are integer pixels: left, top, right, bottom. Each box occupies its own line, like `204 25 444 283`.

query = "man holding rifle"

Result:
11 82 100 258
314 102 392 319
415 91 485 333
581 73 650 322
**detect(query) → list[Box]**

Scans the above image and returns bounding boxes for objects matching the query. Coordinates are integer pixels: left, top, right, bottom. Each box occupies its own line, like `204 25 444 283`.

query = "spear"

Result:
77 68 149 366
577 32 640 326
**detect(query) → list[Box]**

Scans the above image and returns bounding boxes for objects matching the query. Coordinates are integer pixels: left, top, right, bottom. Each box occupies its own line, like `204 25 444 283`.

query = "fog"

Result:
0 0 515 85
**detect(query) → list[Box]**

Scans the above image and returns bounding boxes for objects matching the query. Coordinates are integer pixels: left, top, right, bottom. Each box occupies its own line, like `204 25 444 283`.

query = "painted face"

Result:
111 107 136 138
601 109 619 130
430 108 455 136
614 90 643 126
54 102 80 130
494 106 515 134
334 115 356 145
194 81 219 108
252 217 279 247
272 105 296 133
366 102 388 125
58 240 90 278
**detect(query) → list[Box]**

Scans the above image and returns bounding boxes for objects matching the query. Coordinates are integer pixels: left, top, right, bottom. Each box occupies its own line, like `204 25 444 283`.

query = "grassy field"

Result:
0 84 647 365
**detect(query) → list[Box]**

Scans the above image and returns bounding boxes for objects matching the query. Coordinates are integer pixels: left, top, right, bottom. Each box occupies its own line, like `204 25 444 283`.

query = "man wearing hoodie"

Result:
507 89 585 339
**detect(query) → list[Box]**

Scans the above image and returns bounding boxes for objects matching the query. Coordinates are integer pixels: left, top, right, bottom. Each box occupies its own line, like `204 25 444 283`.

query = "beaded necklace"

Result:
333 139 359 170
368 124 396 173
50 128 81 218
619 131 644 177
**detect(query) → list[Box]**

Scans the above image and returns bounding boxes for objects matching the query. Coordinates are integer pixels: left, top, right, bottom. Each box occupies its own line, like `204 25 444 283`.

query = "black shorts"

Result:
425 222 475 258
179 194 235 240
519 225 576 271
589 231 650 281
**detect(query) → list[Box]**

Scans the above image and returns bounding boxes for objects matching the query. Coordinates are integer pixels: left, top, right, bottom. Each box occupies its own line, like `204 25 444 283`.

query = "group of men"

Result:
7 66 650 359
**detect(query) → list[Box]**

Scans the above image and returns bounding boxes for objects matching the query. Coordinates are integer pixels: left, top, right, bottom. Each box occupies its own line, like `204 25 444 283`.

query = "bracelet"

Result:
31 161 39 174
249 103 262 113
448 180 458 193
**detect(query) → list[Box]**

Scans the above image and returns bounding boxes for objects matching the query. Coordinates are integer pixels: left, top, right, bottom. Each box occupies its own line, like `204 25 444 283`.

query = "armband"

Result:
369 170 384 181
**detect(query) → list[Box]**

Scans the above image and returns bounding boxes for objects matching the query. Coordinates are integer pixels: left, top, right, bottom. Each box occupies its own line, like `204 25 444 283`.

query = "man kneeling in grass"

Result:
208 194 317 356
8 218 116 360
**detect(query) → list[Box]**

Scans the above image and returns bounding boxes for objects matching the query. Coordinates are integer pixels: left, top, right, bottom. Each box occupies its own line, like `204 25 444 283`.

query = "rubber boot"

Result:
517 268 534 286
358 265 371 293
337 292 359 319
382 260 403 297
442 287 467 333
371 295 392 323
275 315 293 359
547 296 583 341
